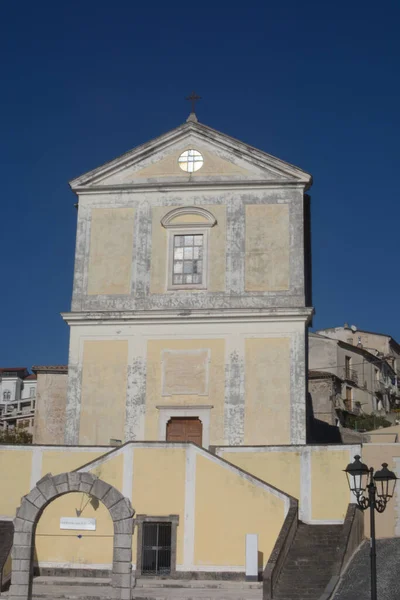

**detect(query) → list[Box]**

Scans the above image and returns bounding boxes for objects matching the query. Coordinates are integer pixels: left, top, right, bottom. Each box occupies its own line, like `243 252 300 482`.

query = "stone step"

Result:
33 576 111 586
25 587 263 600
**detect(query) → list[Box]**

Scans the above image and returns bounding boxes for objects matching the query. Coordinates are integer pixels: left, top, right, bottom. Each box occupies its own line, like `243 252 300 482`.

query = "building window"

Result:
3 390 11 402
172 234 203 286
135 515 179 578
29 387 35 398
344 386 352 410
178 149 203 173
345 356 351 379
161 206 217 291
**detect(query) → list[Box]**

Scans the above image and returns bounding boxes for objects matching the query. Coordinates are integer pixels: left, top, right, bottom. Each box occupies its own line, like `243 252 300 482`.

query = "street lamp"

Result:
344 455 397 600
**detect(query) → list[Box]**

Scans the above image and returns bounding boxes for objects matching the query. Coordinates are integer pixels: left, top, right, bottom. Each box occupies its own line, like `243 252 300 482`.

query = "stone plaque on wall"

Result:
162 349 210 396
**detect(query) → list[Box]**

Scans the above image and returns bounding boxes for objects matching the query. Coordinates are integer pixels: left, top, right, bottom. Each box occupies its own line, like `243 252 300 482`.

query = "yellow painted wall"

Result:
150 205 226 293
245 204 289 291
131 448 186 565
220 450 301 499
245 338 291 444
41 451 104 477
218 446 355 523
88 452 124 491
87 208 135 295
0 449 32 516
195 454 285 567
310 448 352 521
35 493 113 566
80 340 128 445
146 339 225 444
362 444 400 538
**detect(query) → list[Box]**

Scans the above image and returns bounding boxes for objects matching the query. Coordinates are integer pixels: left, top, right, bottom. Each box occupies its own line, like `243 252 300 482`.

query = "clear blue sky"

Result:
1 1 399 368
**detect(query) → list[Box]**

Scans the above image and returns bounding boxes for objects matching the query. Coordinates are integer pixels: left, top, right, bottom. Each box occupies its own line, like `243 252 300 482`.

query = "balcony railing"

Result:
0 399 35 418
343 368 358 385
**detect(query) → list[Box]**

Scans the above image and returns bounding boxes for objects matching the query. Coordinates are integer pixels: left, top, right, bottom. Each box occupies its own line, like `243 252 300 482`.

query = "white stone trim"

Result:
30 446 43 489
183 445 196 569
161 206 217 228
224 334 245 445
122 445 134 502
393 457 400 536
300 446 311 522
160 348 211 397
62 307 314 326
290 329 306 444
157 405 213 449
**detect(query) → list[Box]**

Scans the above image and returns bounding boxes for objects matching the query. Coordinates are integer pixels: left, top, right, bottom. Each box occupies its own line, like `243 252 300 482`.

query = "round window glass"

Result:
178 149 204 173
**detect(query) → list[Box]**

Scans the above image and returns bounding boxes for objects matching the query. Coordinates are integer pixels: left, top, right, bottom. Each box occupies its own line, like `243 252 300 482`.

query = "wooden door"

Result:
166 417 203 446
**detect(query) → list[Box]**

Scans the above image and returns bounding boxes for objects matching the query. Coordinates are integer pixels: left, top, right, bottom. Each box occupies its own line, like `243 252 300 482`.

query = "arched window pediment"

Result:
161 206 217 229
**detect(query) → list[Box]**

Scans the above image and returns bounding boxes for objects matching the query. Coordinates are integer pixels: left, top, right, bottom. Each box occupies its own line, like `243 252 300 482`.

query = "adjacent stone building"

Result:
309 331 398 422
31 365 68 444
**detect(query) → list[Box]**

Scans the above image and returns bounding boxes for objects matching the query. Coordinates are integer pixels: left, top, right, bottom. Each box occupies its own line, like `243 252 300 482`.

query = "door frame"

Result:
135 515 179 577
156 405 213 449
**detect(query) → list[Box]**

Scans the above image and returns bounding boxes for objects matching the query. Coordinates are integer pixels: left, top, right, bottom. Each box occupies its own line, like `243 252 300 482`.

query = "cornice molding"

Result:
61 307 314 326
73 180 307 196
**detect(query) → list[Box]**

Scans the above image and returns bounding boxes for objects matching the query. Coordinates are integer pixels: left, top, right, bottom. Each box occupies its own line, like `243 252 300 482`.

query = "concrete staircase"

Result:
273 522 343 600
2 576 262 600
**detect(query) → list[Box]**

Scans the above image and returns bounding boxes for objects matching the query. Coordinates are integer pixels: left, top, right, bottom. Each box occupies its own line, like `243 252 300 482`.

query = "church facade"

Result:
62 114 313 448
4 115 400 599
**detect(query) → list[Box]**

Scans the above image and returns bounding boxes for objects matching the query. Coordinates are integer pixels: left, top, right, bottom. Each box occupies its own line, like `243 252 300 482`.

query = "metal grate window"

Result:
141 522 172 576
172 234 203 285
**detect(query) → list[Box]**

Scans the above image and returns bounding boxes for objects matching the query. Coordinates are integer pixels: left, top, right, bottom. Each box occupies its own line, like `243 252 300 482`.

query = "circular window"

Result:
178 149 204 173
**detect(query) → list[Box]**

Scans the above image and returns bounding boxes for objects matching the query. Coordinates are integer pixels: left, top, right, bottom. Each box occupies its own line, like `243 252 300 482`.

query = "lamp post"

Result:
344 455 397 600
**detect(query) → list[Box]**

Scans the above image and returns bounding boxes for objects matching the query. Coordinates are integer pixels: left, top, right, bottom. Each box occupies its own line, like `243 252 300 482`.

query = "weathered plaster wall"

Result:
64 318 307 446
87 208 135 295
79 340 128 445
308 378 337 425
245 204 289 291
70 187 306 312
34 372 68 444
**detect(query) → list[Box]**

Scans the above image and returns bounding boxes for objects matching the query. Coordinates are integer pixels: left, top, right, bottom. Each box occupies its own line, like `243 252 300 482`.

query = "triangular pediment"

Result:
70 120 312 190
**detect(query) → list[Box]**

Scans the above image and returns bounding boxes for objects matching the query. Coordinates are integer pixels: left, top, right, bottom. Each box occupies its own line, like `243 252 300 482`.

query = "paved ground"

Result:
1 577 263 600
333 539 400 600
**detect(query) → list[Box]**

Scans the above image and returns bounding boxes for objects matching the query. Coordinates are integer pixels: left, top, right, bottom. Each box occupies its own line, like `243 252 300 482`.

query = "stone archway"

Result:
9 471 135 600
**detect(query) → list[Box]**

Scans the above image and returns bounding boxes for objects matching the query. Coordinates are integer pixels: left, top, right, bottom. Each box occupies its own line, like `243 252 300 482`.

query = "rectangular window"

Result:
172 234 203 286
30 387 35 398
344 386 352 410
141 522 172 576
345 356 351 378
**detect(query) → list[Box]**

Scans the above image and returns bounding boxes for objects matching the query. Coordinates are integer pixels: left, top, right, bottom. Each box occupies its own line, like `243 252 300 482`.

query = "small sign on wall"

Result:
60 517 96 531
